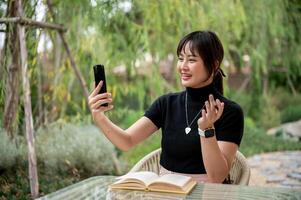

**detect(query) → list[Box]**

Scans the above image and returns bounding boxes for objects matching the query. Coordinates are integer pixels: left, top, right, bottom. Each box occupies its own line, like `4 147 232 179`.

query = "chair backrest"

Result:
129 148 250 185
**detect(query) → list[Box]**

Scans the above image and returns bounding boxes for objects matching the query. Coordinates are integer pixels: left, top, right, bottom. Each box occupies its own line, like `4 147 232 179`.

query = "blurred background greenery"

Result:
0 0 300 199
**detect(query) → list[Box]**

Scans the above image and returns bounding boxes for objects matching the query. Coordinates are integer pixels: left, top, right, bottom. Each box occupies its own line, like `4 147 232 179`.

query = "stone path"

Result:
247 151 301 189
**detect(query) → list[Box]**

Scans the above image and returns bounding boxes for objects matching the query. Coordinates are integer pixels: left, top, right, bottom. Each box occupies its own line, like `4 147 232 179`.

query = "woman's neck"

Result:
185 82 217 101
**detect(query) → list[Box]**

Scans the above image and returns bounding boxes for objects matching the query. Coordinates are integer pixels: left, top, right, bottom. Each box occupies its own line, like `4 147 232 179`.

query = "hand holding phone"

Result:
93 64 108 106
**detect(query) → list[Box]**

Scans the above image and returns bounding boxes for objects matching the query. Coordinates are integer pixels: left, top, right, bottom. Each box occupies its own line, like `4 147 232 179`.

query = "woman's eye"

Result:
178 57 184 61
189 59 196 62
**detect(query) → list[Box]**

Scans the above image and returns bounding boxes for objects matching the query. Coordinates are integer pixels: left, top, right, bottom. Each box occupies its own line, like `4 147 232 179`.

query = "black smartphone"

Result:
93 64 108 106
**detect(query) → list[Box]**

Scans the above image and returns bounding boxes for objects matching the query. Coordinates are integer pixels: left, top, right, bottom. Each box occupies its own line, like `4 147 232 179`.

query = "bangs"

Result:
176 34 203 57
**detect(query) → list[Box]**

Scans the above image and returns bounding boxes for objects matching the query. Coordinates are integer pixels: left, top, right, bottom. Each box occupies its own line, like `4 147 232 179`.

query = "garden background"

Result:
0 0 300 199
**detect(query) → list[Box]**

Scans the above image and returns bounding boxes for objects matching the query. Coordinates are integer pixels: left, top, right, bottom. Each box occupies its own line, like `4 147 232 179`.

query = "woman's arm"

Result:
89 81 158 151
201 138 238 183
198 94 238 183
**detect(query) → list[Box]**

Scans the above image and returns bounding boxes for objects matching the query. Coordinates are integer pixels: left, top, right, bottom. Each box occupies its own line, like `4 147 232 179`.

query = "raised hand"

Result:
88 81 114 119
197 94 224 130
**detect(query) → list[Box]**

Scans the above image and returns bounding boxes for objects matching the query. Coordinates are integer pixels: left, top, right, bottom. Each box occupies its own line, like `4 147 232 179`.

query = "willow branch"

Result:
46 0 90 105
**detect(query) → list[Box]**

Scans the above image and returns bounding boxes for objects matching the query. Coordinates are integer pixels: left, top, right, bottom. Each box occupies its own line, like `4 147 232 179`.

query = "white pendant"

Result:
185 127 191 134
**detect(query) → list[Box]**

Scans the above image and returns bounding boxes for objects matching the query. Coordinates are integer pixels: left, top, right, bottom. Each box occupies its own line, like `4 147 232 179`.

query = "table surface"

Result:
37 176 301 200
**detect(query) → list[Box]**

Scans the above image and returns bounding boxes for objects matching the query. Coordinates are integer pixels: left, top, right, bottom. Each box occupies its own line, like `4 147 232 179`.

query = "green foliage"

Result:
122 131 161 167
108 107 143 129
239 117 301 157
271 87 301 110
281 105 301 123
35 122 121 175
267 87 301 123
1 167 31 200
228 89 253 117
0 165 79 200
0 122 126 199
230 88 301 129
258 96 281 129
0 129 23 170
3 0 300 129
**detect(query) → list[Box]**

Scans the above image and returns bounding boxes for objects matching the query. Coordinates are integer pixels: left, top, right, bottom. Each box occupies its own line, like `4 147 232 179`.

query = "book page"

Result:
148 174 191 188
115 171 159 186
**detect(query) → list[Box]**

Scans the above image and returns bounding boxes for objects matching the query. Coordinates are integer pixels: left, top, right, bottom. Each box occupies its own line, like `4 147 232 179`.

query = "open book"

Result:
109 171 197 194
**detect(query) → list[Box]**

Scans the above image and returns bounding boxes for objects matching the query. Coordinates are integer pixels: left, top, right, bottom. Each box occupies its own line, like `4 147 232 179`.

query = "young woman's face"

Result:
177 43 213 88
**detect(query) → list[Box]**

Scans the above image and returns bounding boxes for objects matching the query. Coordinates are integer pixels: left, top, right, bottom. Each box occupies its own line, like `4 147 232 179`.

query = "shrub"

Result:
281 105 301 123
0 129 22 170
258 96 281 129
235 93 282 129
271 87 301 110
240 117 301 157
35 122 123 175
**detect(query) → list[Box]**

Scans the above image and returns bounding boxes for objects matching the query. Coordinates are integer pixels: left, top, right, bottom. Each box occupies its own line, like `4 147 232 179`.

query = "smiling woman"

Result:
176 31 225 90
89 30 244 184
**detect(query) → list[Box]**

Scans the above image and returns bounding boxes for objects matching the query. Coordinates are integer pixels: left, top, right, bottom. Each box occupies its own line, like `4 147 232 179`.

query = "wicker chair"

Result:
129 148 250 185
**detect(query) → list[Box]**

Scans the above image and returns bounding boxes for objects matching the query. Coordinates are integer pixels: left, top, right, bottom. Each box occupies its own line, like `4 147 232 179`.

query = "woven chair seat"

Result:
130 148 250 185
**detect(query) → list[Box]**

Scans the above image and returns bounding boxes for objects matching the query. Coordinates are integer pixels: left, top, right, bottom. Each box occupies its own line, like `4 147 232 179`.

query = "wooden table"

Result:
37 176 301 200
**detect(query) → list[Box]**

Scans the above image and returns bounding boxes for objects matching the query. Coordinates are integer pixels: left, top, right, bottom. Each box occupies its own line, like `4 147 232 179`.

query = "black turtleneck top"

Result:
144 83 244 174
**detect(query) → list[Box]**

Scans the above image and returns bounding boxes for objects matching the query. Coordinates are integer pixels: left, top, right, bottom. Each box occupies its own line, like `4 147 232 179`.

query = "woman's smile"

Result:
181 73 192 81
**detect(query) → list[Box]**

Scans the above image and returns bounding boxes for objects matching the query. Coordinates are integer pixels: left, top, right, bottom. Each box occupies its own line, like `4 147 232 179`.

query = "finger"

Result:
209 94 216 112
103 104 114 112
89 93 111 105
93 104 114 113
90 81 103 97
216 99 222 110
91 98 112 109
201 109 206 119
90 98 109 109
216 101 224 119
205 101 210 114
215 98 222 113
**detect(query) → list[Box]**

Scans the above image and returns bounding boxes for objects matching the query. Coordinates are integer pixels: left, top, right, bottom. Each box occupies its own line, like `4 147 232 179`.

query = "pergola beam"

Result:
0 17 67 32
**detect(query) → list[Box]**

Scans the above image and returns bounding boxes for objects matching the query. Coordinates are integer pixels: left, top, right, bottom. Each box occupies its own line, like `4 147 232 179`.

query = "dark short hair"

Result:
177 30 225 93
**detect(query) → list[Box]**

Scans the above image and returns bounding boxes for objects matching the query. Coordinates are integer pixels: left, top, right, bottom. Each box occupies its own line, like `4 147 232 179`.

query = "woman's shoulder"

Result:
219 96 243 116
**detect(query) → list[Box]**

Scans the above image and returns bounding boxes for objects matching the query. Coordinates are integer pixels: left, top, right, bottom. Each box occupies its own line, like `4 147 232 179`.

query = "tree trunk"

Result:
3 0 21 139
16 0 39 198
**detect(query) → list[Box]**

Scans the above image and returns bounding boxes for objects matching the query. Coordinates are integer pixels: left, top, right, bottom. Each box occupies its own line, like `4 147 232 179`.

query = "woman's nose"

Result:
180 60 189 70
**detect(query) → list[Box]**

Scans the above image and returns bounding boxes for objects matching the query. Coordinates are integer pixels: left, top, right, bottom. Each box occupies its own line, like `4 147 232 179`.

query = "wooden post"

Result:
3 0 20 139
16 0 39 198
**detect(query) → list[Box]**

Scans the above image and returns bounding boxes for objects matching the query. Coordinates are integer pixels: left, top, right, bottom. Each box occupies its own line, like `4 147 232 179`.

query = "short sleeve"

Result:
144 95 166 129
215 103 244 146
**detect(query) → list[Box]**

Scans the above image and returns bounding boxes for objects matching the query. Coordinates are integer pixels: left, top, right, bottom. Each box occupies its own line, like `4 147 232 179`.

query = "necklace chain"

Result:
185 92 204 131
